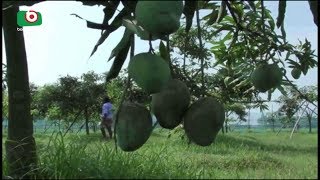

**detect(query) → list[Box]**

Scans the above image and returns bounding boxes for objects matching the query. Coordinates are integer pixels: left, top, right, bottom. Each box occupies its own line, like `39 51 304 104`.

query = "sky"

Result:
2 1 318 124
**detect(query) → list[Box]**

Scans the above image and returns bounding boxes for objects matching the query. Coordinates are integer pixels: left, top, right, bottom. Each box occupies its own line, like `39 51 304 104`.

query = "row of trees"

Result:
2 70 150 135
258 85 318 133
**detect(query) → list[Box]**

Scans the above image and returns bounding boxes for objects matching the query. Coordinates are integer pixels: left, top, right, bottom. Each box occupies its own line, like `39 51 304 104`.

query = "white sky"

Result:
2 1 318 124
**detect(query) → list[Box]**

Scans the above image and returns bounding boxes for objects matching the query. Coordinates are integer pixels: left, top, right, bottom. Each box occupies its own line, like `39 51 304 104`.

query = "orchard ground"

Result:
2 128 318 179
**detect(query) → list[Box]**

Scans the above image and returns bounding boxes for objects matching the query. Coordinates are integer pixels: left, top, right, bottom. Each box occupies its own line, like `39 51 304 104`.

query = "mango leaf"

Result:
267 89 272 101
276 0 286 28
259 104 269 112
122 19 139 34
89 8 130 58
122 19 163 41
106 35 132 82
264 9 275 31
108 28 133 61
308 0 318 26
246 0 256 12
227 30 238 50
210 24 234 37
206 10 219 25
220 31 233 43
3 1 44 8
211 42 226 50
277 85 288 97
102 0 120 26
235 79 250 88
159 41 170 63
216 1 227 24
198 1 217 9
287 59 300 67
231 3 244 21
70 14 110 30
183 1 197 33
89 31 112 58
121 0 138 13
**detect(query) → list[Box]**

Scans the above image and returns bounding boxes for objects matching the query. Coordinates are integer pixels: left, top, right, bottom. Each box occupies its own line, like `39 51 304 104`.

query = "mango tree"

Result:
2 0 318 177
72 0 317 150
3 3 40 178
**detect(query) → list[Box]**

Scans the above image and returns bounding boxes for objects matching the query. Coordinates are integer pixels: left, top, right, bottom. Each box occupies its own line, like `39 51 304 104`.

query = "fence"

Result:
2 118 318 134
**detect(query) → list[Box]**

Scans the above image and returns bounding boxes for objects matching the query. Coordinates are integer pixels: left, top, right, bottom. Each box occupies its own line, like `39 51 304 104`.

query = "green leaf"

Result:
216 1 227 24
122 19 139 34
183 1 197 33
308 0 318 26
222 15 235 24
198 1 217 9
206 10 219 25
109 8 130 30
77 1 108 6
277 85 288 97
228 30 238 50
122 19 164 41
220 31 233 43
287 59 300 67
102 1 120 25
267 89 272 101
246 0 256 12
210 25 234 37
235 79 250 88
106 35 132 82
231 3 244 21
211 42 226 50
268 20 275 31
121 0 138 13
159 41 170 63
276 0 286 28
89 30 112 58
3 1 44 8
108 28 133 61
90 8 130 58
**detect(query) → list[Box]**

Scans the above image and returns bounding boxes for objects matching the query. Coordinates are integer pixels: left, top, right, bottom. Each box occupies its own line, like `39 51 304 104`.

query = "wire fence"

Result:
2 118 318 134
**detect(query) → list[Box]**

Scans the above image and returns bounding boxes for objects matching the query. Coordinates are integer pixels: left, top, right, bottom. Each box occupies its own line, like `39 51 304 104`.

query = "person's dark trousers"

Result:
106 125 113 138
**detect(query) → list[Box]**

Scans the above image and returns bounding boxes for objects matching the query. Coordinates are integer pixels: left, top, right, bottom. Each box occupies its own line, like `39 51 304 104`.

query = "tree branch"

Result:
261 0 266 36
196 6 205 97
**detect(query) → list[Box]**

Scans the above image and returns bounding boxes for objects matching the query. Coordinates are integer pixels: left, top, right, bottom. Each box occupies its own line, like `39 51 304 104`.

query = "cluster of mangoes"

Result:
116 0 299 151
116 1 225 152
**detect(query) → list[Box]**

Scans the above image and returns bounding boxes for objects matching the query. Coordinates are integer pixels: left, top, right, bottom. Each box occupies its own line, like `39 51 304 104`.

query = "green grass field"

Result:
2 128 318 179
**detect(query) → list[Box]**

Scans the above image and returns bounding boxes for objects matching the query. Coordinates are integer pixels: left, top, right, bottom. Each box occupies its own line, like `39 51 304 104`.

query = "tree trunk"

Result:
248 108 251 130
85 108 89 135
221 125 225 134
308 117 312 133
3 6 37 178
93 122 96 132
225 121 228 133
272 120 275 132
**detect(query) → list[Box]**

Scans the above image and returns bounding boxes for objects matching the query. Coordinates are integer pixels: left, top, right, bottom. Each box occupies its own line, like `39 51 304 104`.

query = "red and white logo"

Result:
25 10 38 23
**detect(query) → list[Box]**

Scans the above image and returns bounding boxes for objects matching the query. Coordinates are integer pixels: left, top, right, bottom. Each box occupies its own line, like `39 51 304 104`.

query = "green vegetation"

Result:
2 130 317 179
2 1 318 178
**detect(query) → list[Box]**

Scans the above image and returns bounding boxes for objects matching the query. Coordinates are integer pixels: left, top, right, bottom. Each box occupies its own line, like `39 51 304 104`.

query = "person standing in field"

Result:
100 96 113 140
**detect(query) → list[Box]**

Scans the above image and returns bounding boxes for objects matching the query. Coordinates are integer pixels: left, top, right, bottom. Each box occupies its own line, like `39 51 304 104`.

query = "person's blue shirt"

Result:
102 102 113 119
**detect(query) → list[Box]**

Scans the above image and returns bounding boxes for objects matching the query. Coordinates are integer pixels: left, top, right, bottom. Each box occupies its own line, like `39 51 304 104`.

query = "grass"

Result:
2 128 318 179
